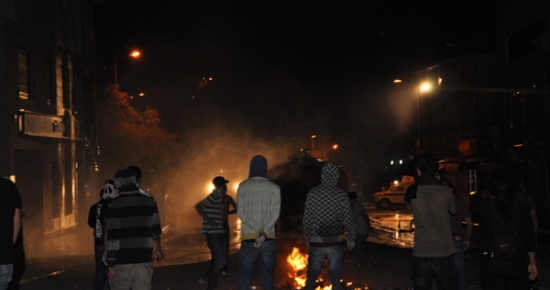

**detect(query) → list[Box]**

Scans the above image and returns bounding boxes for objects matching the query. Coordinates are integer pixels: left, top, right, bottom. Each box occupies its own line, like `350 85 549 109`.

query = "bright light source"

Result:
129 50 141 58
399 159 403 164
393 180 399 185
209 77 213 81
420 82 431 92
390 160 394 165
332 144 338 150
311 135 317 139
139 92 145 97
393 79 403 83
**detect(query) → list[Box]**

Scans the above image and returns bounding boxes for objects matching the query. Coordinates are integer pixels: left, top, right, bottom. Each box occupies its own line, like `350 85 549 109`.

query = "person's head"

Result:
249 155 267 178
101 180 117 200
488 168 516 201
212 176 229 191
415 152 439 177
128 165 142 184
348 191 357 200
321 162 340 186
114 167 139 192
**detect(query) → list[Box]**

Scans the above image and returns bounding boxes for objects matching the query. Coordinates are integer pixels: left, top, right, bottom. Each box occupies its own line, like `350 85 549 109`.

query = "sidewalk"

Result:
19 229 550 290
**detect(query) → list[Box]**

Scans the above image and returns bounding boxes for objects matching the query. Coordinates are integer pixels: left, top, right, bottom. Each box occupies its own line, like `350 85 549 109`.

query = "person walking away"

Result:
348 191 376 267
0 177 22 290
237 155 281 290
405 152 458 290
476 168 537 289
195 176 229 289
221 190 236 277
88 180 117 290
105 167 164 290
446 182 472 290
302 162 356 290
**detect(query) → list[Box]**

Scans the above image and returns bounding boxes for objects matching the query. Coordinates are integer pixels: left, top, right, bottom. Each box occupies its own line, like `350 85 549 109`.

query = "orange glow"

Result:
129 50 141 58
287 247 308 288
393 79 403 83
332 144 338 150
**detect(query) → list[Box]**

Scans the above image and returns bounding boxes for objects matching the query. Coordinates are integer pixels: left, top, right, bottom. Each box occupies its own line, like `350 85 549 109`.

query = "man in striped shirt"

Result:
195 176 229 290
106 167 163 290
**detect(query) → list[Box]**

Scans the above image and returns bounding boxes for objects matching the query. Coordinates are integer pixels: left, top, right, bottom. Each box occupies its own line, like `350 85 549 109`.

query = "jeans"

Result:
202 233 227 290
222 223 230 273
480 258 530 290
453 240 466 290
304 245 344 290
238 239 276 290
0 264 13 290
353 233 369 264
109 262 153 290
94 244 108 290
411 255 458 290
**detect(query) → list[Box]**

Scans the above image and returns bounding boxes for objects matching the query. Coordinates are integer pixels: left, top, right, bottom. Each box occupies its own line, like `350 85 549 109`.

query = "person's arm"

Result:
528 251 538 280
463 216 473 251
237 186 256 231
263 187 281 234
195 200 217 226
343 197 356 251
448 190 458 215
13 208 21 245
531 209 538 239
227 196 237 215
153 237 164 261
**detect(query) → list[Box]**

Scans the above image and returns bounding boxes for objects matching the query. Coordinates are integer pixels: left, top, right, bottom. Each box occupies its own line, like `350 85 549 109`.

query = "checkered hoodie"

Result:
303 163 356 248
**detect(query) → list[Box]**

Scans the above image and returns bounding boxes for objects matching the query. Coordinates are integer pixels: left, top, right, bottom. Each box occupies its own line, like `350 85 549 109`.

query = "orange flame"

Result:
287 247 308 288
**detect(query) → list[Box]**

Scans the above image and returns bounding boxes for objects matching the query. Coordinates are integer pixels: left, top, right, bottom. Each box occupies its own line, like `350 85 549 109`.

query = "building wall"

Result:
0 0 97 253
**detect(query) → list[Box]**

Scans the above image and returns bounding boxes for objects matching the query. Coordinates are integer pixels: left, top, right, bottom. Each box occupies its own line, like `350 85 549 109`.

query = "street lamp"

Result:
394 79 432 151
114 50 141 86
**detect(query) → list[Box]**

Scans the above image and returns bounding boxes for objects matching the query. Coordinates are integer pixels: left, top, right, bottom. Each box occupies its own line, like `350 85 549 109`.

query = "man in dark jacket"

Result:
302 162 355 290
88 180 116 290
476 168 537 289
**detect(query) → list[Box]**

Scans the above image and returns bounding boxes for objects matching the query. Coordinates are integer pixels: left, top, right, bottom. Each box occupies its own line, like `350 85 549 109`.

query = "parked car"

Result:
373 175 415 209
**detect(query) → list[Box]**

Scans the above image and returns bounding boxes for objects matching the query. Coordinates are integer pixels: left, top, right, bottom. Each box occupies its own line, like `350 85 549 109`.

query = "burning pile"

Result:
283 247 366 290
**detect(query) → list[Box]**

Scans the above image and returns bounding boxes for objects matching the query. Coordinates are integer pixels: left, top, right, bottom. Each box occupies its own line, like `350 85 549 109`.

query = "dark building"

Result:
413 0 550 228
0 0 99 256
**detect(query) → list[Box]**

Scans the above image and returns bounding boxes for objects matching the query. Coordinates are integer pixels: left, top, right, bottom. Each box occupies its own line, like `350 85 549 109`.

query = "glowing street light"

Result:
393 78 432 150
114 49 142 86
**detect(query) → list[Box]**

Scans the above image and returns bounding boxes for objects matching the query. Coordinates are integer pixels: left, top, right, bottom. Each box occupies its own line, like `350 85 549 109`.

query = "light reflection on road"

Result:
365 203 414 248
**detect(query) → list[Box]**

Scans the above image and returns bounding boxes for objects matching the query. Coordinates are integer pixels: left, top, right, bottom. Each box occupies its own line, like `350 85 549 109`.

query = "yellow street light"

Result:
114 50 142 86
393 78 433 150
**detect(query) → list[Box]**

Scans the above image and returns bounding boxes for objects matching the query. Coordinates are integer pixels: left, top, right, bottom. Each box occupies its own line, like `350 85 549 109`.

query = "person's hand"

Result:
102 254 107 267
107 267 115 280
528 263 538 281
347 241 355 252
155 250 164 262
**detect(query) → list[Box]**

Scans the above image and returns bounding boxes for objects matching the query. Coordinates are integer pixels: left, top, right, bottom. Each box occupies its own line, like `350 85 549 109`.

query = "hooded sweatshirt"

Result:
237 155 281 241
303 162 356 248
106 167 162 267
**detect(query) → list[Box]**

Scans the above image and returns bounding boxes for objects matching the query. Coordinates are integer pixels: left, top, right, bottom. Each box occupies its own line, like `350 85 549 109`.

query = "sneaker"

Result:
222 271 230 277
354 262 367 267
198 277 208 285
373 255 378 268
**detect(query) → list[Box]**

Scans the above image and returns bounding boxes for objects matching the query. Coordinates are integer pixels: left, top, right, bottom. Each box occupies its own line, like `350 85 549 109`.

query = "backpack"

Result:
485 198 519 263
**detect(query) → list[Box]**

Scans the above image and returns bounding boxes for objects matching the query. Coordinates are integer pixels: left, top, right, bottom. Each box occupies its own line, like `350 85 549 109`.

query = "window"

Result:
46 61 56 106
55 50 64 114
18 48 32 100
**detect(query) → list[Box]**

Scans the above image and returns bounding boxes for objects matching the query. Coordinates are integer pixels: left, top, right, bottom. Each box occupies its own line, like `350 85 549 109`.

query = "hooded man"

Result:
88 180 116 290
195 176 230 289
236 155 281 290
105 167 163 290
302 162 355 290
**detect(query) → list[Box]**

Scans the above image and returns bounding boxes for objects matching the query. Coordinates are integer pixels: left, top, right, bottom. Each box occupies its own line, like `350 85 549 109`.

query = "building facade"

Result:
0 0 98 256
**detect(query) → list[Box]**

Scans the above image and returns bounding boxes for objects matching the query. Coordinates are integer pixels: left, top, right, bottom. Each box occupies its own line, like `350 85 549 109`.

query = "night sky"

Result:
94 0 497 145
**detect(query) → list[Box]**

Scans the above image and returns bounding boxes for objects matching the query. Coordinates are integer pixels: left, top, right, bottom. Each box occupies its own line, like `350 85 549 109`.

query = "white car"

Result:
373 176 415 209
